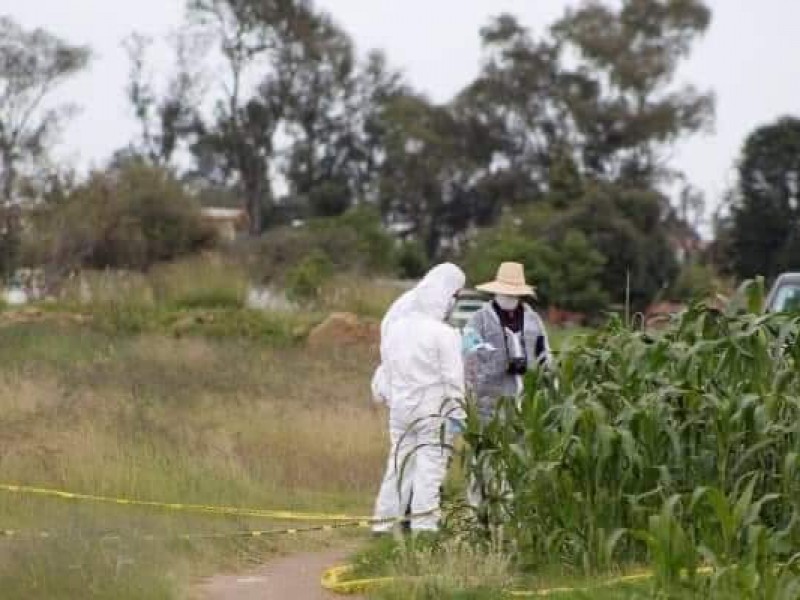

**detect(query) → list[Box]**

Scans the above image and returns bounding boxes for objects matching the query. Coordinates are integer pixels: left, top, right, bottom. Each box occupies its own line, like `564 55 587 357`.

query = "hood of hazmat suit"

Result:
380 263 464 338
377 263 465 414
371 263 464 405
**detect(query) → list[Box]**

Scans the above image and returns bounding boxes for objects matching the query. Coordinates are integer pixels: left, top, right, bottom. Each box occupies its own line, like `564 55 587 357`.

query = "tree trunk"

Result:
0 147 15 204
246 183 263 236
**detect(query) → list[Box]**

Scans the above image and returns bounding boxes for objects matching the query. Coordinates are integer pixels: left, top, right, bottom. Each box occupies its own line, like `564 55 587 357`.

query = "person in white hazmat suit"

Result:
462 262 552 510
371 263 466 534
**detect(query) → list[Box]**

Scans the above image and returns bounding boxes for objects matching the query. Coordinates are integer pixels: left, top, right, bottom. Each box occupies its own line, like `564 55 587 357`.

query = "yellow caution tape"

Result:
170 520 374 540
0 483 383 522
1 529 52 539
321 564 716 597
507 571 654 597
321 564 397 595
1 519 381 543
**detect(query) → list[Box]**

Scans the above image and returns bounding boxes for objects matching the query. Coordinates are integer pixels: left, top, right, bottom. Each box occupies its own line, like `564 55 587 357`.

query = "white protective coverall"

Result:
370 264 464 405
371 264 466 532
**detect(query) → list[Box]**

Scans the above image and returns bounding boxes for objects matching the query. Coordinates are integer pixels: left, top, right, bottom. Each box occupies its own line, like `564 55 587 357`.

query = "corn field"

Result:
458 282 800 598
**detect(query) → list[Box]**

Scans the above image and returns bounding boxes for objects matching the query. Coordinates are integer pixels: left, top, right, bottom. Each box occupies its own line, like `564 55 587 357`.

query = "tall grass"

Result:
316 275 406 319
355 537 513 600
34 258 400 341
149 255 248 310
36 265 316 342
0 325 386 598
455 280 800 598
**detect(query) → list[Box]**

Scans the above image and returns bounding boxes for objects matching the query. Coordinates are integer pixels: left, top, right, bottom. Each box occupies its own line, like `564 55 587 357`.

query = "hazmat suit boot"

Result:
401 499 412 534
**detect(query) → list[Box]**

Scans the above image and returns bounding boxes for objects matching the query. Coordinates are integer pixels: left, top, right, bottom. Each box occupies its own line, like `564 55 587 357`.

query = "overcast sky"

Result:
4 0 800 222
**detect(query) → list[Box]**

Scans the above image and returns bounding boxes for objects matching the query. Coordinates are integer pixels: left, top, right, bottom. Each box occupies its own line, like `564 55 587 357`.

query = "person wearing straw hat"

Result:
462 262 552 511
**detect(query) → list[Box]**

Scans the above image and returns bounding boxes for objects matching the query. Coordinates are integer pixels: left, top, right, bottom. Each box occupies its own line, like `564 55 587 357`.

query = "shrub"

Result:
396 241 428 279
149 255 248 310
237 207 396 285
668 261 727 303
30 163 216 274
285 251 334 302
318 207 396 274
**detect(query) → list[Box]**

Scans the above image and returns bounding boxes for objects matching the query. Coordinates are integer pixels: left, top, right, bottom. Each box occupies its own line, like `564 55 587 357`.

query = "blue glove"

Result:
447 417 465 435
462 328 483 353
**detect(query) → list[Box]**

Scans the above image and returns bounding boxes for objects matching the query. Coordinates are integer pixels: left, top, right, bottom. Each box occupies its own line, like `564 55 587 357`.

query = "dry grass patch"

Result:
317 275 405 319
0 324 386 599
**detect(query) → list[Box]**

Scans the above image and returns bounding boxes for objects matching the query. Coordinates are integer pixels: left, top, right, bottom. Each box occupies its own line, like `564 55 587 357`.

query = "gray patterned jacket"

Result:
463 302 552 422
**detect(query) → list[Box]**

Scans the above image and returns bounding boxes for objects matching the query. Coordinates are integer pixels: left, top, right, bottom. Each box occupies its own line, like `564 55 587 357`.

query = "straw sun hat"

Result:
476 262 536 298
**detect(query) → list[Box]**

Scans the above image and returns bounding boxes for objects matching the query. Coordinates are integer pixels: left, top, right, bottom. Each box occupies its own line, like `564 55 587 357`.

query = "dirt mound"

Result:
307 312 379 350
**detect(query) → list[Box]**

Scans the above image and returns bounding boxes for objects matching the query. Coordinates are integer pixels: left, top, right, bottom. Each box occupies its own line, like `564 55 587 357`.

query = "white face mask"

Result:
495 294 520 311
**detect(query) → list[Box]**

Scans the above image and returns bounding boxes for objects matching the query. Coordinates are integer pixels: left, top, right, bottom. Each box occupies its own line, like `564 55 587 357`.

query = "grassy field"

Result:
0 259 604 599
0 321 386 599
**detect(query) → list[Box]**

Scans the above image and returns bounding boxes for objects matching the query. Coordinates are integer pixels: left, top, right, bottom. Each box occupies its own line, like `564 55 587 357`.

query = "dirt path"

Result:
193 546 360 600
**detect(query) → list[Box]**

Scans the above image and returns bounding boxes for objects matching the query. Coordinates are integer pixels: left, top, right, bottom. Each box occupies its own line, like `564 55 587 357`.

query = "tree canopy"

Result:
1 1 727 313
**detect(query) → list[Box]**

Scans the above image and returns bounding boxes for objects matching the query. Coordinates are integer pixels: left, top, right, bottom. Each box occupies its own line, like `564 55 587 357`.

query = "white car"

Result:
448 291 488 331
765 273 800 312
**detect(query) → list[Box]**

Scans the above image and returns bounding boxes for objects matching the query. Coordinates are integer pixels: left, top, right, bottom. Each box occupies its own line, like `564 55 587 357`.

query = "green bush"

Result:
464 228 548 292
668 261 725 303
319 207 396 273
29 163 216 273
285 251 334 302
149 255 247 310
396 241 428 279
237 207 396 285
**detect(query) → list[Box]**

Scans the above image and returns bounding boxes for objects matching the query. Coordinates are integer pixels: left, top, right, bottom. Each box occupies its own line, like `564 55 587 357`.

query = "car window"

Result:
457 301 484 309
453 301 484 314
771 283 800 312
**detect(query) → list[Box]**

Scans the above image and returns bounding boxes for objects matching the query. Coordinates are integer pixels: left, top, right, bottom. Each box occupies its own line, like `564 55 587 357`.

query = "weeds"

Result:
149 255 248 310
316 275 406 319
359 536 513 600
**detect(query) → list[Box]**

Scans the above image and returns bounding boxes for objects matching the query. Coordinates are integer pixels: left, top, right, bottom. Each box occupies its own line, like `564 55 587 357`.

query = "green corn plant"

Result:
690 475 779 567
631 494 700 591
450 301 800 589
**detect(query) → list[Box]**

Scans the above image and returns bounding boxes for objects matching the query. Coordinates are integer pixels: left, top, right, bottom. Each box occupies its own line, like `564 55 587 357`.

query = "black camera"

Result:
507 357 528 376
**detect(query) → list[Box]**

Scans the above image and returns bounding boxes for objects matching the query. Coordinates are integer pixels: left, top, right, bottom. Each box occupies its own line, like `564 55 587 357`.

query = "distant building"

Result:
200 207 249 241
